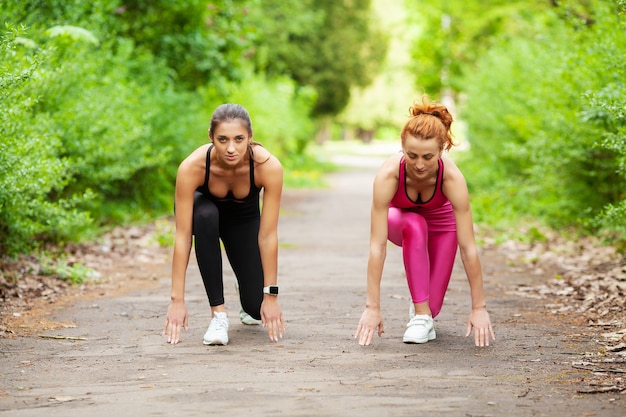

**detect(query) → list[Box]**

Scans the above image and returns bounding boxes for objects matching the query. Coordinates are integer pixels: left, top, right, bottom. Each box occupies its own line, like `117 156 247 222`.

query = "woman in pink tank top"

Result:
355 95 495 347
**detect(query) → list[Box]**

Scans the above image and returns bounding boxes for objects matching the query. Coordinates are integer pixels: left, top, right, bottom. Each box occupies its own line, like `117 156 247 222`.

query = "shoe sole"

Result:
240 317 262 325
203 338 228 345
402 330 436 344
240 307 262 325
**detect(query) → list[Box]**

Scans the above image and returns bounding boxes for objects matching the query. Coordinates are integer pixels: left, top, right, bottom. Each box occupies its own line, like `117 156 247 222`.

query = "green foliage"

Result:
0 0 121 42
583 51 626 237
226 72 330 187
249 0 388 117
228 73 316 156
338 0 420 137
39 255 96 285
152 218 175 247
0 24 93 254
406 0 575 93
247 0 322 76
1 0 383 257
112 0 255 91
457 0 626 244
0 13 204 254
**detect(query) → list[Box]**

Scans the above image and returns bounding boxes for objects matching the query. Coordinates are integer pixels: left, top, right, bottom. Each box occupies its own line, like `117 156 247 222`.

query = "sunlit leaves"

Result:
456 0 626 244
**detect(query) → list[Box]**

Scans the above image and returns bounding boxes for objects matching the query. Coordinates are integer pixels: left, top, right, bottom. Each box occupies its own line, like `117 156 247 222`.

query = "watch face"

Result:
269 286 279 295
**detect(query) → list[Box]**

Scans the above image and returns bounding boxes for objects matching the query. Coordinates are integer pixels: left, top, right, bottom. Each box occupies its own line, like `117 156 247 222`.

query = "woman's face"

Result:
402 135 442 180
211 120 251 166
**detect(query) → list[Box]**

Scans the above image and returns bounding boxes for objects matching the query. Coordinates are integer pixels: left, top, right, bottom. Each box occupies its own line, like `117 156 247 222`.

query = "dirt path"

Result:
1 147 624 416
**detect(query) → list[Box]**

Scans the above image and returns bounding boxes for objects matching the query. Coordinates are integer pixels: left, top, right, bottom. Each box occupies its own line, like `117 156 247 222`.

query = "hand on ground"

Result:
162 300 188 345
465 308 495 347
261 298 285 342
354 307 384 346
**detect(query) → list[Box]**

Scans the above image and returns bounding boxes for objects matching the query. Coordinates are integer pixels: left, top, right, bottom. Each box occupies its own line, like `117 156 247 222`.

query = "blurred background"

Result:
1 0 625 258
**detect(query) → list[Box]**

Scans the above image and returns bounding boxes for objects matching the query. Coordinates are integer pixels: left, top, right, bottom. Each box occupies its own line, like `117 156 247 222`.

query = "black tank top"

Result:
196 145 261 221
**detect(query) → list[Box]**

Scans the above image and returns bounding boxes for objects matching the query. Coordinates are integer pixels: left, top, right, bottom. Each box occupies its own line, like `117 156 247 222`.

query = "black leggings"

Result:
193 192 264 320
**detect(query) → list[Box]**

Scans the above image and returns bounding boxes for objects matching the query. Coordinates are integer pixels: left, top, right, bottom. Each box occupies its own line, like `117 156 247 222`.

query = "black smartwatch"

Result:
263 286 279 296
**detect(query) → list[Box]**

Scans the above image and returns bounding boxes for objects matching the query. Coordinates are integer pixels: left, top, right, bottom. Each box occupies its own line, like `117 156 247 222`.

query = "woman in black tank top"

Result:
162 104 285 346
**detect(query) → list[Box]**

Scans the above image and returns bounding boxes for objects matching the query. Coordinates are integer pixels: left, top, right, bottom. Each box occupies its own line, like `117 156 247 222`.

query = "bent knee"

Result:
241 304 261 321
193 200 219 232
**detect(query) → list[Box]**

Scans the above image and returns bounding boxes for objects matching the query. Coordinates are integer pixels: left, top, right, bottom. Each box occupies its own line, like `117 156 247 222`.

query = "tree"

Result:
405 0 550 95
112 0 255 91
249 0 387 117
338 0 419 141
457 0 626 241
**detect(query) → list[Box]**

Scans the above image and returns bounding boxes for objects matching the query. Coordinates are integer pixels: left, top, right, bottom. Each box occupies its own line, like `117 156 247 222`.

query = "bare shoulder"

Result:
371 153 401 205
441 156 466 183
252 145 283 191
252 144 282 172
375 153 402 182
441 156 470 206
179 144 209 168
177 144 210 188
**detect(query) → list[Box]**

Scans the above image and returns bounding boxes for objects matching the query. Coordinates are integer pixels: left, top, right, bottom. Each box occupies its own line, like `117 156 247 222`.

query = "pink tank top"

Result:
390 157 457 232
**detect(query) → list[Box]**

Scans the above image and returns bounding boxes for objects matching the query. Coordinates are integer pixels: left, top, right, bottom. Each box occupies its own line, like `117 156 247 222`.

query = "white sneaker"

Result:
403 314 436 344
235 282 262 325
239 308 262 325
409 303 415 320
203 312 229 345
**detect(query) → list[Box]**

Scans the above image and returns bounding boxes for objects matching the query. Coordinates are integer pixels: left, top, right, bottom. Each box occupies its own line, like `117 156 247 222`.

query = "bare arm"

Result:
257 155 282 287
442 158 495 346
162 146 207 344
171 173 194 302
365 183 392 311
355 156 400 346
255 151 285 341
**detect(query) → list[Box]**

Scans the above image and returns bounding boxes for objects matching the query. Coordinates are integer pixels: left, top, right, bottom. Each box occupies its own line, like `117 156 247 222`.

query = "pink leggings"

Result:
388 207 458 318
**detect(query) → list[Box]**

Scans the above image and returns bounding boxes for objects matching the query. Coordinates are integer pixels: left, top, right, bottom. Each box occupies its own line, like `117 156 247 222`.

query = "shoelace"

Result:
210 316 228 330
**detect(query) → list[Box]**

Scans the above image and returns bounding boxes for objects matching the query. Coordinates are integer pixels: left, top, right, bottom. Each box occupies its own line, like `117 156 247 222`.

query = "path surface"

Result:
1 144 623 416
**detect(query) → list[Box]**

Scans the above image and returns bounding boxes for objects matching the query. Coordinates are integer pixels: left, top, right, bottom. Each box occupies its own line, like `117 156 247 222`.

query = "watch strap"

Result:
263 286 279 295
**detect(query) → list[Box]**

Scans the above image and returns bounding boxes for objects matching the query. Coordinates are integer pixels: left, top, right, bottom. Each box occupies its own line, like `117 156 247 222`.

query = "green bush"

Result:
226 73 329 187
0 24 92 254
458 1 625 244
0 0 348 257
0 23 199 254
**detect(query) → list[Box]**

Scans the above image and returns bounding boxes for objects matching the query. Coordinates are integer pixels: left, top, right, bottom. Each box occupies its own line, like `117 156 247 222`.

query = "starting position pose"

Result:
162 103 285 345
355 95 495 347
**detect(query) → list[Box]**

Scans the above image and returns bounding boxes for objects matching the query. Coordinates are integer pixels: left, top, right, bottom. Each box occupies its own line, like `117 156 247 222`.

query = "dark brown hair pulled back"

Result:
401 94 455 152
208 103 253 139
208 103 263 158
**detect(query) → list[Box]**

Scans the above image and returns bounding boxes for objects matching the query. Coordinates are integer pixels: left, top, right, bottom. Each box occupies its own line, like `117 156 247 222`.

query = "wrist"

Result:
263 285 279 296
